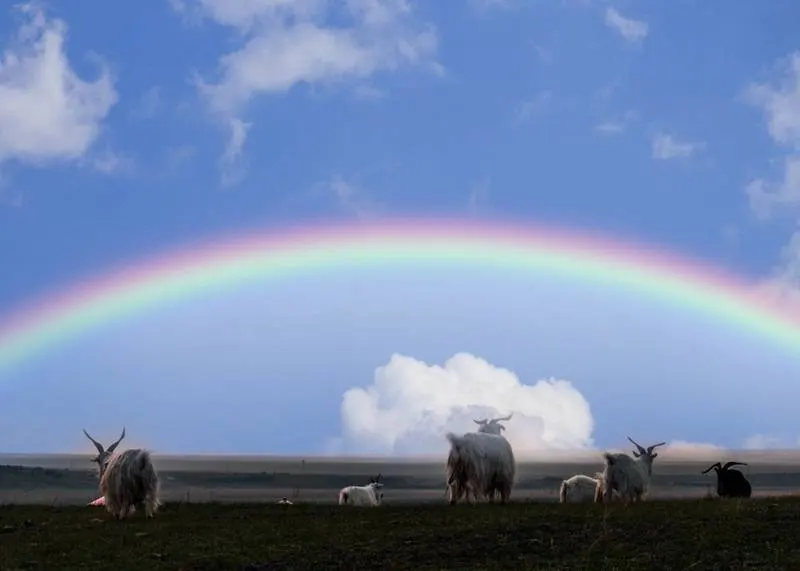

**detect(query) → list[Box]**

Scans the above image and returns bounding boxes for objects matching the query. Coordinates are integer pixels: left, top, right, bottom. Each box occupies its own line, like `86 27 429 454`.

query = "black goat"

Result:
701 461 752 498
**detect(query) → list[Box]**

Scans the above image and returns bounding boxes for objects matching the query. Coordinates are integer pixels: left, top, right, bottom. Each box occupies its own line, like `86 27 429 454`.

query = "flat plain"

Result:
2 454 800 570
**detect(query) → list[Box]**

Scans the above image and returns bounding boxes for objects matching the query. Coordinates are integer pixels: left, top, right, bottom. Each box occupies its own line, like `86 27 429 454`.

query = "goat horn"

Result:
647 442 667 453
701 462 721 474
82 429 104 455
721 461 747 471
627 436 645 452
106 427 126 454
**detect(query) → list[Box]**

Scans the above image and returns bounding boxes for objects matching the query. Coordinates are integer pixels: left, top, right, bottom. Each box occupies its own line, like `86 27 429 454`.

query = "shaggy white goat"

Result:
473 413 513 436
445 431 515 505
338 475 384 506
277 497 293 505
598 437 665 504
83 428 160 520
559 473 605 503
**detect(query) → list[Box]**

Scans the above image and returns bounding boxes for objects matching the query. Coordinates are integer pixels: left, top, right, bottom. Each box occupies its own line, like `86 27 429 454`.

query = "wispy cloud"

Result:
329 175 379 219
604 8 648 43
651 133 705 160
595 110 638 135
467 177 490 214
513 90 552 124
743 52 800 221
178 0 441 184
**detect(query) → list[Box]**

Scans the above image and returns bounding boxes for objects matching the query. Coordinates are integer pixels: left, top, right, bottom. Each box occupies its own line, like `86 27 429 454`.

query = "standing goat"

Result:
338 475 384 506
83 427 160 520
702 461 752 498
445 431 515 505
598 437 666 504
559 472 605 503
473 413 513 436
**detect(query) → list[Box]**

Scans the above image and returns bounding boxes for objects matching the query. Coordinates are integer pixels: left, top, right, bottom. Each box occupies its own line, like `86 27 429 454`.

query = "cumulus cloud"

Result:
177 0 441 182
651 133 705 160
604 8 648 43
328 353 594 457
0 4 117 167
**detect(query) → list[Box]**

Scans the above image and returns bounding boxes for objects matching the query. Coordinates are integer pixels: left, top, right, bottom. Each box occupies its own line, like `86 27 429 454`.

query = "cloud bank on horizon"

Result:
1 1 800 455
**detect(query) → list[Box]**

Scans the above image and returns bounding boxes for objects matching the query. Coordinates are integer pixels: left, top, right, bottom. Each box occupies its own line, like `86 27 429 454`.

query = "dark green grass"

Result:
2 497 799 571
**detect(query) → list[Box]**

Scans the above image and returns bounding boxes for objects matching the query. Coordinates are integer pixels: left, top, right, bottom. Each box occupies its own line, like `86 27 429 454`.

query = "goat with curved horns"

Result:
701 461 752 498
597 437 666 504
473 413 513 436
83 427 160 520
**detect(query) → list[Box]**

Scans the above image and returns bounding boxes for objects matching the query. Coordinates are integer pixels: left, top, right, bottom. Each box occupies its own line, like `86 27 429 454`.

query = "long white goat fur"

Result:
445 432 515 503
338 483 382 506
559 473 605 503
100 448 160 519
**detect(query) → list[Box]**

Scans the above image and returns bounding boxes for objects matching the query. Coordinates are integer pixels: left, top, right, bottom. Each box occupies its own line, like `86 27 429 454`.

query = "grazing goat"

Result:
559 473 605 503
702 461 752 498
474 413 513 436
445 431 515 505
598 437 665 504
277 497 293 505
83 428 160 520
338 475 384 506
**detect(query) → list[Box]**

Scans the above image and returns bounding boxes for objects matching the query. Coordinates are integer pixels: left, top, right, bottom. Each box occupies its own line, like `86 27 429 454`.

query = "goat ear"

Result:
651 452 658 459
632 449 641 457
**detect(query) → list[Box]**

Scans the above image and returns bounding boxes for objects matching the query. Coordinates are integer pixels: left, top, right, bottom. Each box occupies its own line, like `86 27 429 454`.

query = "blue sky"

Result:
1 1 800 457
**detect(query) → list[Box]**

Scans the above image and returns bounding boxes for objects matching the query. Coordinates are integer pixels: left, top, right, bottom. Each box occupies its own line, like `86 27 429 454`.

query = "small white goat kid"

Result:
598 436 666 504
338 475 384 506
559 473 605 503
83 427 160 520
473 413 513 436
445 431 515 505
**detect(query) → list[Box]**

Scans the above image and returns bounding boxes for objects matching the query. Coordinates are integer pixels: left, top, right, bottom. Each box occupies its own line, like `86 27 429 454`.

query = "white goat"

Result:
277 497 293 505
83 428 160 520
338 475 384 506
445 431 515 505
559 472 605 503
473 413 513 436
598 436 665 504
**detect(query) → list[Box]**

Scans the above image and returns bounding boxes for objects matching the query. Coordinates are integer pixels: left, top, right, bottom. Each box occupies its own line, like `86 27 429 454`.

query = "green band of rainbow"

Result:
0 219 795 374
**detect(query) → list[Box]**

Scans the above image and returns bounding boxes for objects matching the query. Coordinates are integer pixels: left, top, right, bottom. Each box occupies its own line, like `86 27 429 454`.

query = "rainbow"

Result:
0 219 795 374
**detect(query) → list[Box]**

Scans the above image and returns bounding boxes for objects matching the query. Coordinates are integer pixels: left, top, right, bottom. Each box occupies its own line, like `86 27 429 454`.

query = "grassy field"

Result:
1 497 799 570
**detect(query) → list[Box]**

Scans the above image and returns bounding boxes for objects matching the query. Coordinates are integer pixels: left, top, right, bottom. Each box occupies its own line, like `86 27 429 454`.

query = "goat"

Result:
445 431 515 505
83 427 160 520
338 474 384 506
473 413 513 436
559 472 605 503
702 461 752 498
598 436 666 504
277 497 294 505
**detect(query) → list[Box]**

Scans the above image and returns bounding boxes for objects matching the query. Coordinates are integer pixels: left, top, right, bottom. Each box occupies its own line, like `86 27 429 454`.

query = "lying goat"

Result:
559 472 605 503
702 461 752 498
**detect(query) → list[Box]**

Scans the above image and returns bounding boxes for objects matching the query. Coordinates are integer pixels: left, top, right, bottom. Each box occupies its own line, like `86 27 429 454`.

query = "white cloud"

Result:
595 110 638 135
0 4 117 166
660 440 723 458
328 175 378 219
604 8 648 43
513 90 552 124
467 177 490 214
744 53 800 220
742 434 800 450
328 353 594 457
219 117 250 187
651 133 704 160
180 0 440 179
